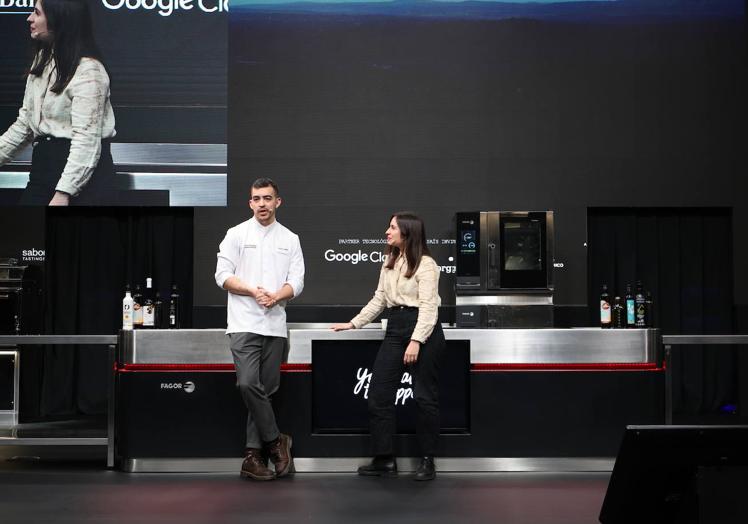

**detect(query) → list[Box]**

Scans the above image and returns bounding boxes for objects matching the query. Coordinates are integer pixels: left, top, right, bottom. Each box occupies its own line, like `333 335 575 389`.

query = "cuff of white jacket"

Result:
283 280 303 299
215 272 233 289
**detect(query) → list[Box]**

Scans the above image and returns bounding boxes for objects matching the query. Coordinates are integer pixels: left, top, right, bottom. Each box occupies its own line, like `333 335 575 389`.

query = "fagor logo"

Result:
101 0 228 17
160 381 196 393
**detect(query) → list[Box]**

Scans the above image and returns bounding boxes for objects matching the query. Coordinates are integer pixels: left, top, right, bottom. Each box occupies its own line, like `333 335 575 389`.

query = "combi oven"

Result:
455 211 554 328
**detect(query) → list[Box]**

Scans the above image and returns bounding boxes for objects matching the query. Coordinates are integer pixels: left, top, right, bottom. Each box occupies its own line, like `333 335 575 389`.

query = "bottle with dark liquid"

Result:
154 291 164 329
143 277 155 329
612 296 624 329
625 284 636 328
132 284 143 329
169 284 181 329
600 284 612 329
646 291 653 327
635 281 646 327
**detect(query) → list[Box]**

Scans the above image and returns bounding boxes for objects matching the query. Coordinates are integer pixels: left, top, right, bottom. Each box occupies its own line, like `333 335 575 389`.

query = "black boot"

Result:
414 456 435 481
357 456 398 477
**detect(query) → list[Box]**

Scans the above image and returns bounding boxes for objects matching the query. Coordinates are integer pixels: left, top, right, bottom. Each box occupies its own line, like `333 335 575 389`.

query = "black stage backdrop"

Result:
588 208 735 416
20 208 193 420
201 0 747 312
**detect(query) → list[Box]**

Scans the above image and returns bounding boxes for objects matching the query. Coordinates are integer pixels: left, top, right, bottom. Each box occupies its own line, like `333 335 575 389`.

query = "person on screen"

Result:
0 0 116 206
215 178 305 481
331 212 445 481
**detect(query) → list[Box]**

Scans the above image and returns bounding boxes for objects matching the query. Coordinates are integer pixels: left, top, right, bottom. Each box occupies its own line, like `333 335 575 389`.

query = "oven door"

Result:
498 212 549 289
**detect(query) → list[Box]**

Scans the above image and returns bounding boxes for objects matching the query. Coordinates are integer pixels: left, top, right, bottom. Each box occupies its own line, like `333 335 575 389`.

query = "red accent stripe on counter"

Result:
471 363 662 372
118 363 312 372
118 363 659 373
281 363 314 373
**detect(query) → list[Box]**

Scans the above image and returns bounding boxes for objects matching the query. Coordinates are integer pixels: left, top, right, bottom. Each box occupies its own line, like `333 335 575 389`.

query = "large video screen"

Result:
0 1 227 206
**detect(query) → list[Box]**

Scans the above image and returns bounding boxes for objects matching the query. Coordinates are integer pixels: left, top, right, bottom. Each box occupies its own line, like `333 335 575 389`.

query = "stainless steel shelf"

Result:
662 335 748 345
0 437 107 446
0 335 118 345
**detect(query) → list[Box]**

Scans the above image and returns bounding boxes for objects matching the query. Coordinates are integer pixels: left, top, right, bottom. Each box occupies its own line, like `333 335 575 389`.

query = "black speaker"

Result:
599 425 748 524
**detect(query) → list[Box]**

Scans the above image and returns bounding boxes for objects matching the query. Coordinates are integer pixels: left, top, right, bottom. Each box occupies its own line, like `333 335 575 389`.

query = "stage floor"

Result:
0 457 610 524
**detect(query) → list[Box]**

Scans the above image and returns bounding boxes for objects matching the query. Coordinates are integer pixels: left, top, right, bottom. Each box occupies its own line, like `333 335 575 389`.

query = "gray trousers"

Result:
229 332 285 449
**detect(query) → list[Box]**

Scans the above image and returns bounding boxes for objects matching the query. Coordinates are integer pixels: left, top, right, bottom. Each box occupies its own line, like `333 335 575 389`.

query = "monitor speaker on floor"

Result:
599 425 748 524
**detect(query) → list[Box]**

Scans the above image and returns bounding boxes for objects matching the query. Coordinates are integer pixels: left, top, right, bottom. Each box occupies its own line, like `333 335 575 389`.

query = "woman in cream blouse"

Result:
0 0 116 206
332 212 446 481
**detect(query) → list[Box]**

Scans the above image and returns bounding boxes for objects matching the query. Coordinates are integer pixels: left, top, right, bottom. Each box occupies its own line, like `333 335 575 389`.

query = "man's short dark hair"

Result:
251 178 280 197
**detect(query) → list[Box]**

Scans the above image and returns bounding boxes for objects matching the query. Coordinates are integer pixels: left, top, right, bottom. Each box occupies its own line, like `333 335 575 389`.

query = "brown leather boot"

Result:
266 434 293 478
240 448 275 481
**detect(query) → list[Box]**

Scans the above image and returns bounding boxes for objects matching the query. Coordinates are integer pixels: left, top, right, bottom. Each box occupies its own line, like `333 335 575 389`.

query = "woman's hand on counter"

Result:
330 322 354 331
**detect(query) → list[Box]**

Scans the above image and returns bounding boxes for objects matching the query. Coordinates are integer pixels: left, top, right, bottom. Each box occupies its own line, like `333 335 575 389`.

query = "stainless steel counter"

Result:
115 326 663 473
0 143 226 206
119 327 661 365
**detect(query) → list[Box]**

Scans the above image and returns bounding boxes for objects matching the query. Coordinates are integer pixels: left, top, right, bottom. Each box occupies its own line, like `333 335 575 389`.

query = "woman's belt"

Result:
33 135 113 146
388 305 418 312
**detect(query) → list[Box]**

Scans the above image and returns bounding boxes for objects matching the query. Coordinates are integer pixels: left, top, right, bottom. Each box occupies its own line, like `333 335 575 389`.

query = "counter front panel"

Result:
115 328 663 467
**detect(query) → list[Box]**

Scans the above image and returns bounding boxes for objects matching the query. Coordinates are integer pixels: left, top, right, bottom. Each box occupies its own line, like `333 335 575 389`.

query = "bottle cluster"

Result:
600 281 652 329
122 278 181 330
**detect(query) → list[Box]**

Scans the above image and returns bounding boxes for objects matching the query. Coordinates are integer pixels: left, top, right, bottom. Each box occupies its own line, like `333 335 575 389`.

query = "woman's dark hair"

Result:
28 0 106 94
384 212 431 278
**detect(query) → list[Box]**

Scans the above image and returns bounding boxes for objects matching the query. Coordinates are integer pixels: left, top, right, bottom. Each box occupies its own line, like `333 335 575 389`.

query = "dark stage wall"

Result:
192 1 746 315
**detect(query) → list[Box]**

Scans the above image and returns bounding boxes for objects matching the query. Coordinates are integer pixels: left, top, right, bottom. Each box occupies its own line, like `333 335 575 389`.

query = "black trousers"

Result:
368 306 446 457
18 136 115 206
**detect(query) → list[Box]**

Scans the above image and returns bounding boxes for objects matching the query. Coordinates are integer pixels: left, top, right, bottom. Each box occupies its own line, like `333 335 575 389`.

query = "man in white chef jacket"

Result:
215 178 305 481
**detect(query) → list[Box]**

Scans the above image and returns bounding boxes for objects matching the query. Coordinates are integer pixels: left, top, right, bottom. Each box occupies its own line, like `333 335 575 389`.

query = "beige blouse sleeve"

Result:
411 257 441 343
55 59 110 196
0 77 34 166
350 263 388 329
